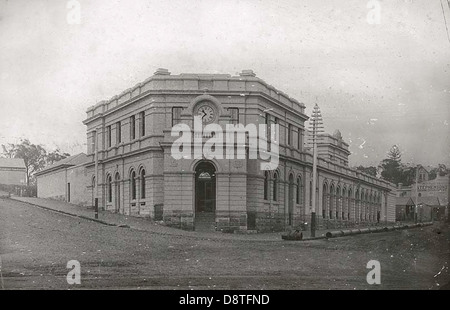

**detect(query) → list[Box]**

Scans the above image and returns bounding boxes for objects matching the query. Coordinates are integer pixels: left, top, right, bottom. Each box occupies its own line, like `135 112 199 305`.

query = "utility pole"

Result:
415 164 419 223
447 168 450 223
308 103 324 237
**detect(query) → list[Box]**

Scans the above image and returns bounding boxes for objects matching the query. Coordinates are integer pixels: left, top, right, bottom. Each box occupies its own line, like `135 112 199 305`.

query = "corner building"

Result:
83 69 396 232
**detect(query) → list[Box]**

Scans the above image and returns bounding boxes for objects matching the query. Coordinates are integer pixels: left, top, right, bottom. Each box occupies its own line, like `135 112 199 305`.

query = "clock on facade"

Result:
196 104 216 124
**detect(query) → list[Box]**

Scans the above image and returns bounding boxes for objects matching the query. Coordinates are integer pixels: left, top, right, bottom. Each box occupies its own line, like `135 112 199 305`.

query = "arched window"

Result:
140 169 146 199
130 170 136 200
336 186 341 219
322 183 328 219
342 188 347 220
273 172 278 201
365 192 369 220
264 171 269 200
355 188 360 221
296 176 302 204
348 189 352 220
329 184 334 219
107 175 112 203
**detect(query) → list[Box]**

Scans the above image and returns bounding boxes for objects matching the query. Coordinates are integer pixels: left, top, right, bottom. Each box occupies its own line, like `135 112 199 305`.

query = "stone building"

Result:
0 158 26 186
76 68 396 232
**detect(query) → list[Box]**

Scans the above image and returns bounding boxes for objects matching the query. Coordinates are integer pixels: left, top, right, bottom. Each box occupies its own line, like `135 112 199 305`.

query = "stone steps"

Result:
194 212 216 232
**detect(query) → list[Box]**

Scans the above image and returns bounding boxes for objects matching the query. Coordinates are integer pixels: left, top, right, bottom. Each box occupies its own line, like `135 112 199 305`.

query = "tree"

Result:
399 164 416 186
428 164 448 180
387 145 401 163
356 165 377 177
1 139 47 186
379 145 403 184
46 149 71 165
1 140 72 186
1 144 15 158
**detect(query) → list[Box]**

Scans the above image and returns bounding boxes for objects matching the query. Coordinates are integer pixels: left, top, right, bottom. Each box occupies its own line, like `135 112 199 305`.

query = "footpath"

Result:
8 196 429 242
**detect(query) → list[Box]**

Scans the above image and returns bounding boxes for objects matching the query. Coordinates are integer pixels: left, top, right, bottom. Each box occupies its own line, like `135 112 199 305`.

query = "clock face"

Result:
197 105 215 124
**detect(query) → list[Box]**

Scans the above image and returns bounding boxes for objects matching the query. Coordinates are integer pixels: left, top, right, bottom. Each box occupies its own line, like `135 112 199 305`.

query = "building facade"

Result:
0 158 27 186
396 172 449 221
78 68 396 232
36 153 89 205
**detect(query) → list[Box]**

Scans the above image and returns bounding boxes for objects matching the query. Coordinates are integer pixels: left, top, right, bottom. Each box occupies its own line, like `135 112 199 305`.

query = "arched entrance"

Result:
194 161 216 231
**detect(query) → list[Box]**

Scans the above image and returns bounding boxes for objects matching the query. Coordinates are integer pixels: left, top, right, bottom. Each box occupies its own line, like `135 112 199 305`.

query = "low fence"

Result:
0 184 37 197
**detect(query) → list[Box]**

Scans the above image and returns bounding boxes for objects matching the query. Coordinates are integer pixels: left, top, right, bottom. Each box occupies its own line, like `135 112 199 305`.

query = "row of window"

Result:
263 172 304 204
324 183 382 203
102 109 303 151
265 113 303 149
321 197 381 221
104 168 146 203
263 172 382 208
105 111 146 148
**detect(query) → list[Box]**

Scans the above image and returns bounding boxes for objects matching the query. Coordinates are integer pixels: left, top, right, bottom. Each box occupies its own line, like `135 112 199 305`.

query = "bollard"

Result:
94 198 98 219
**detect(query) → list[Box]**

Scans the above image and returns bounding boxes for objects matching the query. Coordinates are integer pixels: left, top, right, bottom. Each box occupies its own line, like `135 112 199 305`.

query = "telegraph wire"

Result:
440 0 450 44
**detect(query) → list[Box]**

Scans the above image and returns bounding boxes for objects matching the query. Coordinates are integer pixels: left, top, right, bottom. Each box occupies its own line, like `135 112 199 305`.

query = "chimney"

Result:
398 183 403 189
154 68 171 75
239 69 256 77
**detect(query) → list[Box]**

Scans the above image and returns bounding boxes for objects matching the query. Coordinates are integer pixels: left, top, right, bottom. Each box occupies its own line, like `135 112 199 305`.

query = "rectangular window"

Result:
130 115 136 140
92 130 97 154
287 123 292 145
265 113 271 151
106 125 112 148
172 107 183 126
140 111 145 137
228 108 239 125
116 121 121 144
272 117 277 145
67 183 71 202
298 128 303 150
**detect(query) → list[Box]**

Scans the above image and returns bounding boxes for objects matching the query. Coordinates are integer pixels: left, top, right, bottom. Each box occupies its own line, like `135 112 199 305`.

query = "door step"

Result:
195 212 216 232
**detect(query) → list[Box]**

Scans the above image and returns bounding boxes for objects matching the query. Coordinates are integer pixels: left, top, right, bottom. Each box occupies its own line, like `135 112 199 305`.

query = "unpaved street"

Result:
0 198 449 290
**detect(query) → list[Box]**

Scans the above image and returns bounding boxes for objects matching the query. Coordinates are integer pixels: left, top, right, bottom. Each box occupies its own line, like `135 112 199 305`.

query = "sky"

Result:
1 0 449 168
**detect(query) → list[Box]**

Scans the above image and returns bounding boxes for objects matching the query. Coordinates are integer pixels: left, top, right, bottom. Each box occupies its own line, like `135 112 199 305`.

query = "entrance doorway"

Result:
194 161 216 231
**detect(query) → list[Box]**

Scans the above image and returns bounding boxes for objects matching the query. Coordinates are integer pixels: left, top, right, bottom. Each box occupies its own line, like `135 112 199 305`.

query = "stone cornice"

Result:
84 70 306 124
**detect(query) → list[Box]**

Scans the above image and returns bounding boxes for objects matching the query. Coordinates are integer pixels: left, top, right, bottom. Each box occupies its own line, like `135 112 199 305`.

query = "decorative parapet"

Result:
84 69 306 122
305 152 393 190
317 133 350 152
